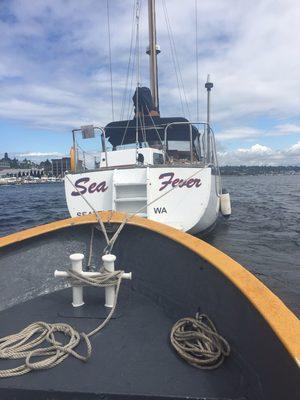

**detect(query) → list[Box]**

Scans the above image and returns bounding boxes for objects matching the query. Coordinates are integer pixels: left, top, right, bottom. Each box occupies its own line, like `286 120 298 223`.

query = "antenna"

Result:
205 74 213 126
205 74 213 163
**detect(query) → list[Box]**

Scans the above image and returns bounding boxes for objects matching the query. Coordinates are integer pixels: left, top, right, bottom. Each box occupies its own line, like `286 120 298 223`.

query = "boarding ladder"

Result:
112 168 149 218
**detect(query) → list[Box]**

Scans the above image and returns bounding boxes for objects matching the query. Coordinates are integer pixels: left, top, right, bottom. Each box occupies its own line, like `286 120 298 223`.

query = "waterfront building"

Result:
0 161 10 170
51 157 71 177
0 153 11 170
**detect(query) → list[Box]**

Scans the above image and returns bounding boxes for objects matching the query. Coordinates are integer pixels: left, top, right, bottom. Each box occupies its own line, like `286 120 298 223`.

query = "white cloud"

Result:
288 141 300 154
1 0 300 162
275 124 300 134
18 152 64 158
216 127 262 141
237 144 272 154
218 142 300 165
216 124 300 142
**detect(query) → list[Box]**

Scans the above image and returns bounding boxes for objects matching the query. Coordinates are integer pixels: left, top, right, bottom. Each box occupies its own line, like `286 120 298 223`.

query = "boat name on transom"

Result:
158 172 202 191
71 177 108 196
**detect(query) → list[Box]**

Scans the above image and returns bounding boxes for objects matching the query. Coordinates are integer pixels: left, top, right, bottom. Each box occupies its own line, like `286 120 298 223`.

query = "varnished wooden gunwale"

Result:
0 212 299 366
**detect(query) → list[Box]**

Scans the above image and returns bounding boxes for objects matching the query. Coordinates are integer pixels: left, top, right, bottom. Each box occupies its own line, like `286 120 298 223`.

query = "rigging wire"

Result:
162 0 191 120
123 0 139 124
135 0 141 147
126 39 137 120
106 0 115 121
195 0 199 121
122 28 137 124
120 0 136 121
121 104 134 146
161 0 184 116
140 112 146 143
120 3 140 149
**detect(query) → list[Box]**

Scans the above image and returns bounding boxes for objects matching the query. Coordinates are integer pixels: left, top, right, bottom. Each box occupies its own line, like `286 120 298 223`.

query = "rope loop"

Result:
67 268 124 287
0 321 91 378
170 313 230 369
0 270 123 378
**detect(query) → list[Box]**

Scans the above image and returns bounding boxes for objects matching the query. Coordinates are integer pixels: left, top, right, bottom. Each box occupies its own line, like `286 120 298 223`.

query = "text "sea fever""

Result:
158 172 201 191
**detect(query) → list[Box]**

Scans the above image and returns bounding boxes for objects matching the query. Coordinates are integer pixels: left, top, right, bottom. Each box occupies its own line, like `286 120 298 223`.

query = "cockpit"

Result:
70 87 214 172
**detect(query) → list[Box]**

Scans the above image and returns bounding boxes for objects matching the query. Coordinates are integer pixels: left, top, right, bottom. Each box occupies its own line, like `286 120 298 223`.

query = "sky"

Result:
0 0 300 166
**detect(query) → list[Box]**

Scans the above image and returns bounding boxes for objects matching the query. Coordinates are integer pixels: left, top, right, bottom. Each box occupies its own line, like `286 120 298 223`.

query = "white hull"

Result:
65 166 220 234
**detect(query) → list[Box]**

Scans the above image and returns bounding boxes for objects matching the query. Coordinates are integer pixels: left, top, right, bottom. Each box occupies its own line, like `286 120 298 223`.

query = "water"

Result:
0 183 69 234
0 176 299 316
205 175 300 317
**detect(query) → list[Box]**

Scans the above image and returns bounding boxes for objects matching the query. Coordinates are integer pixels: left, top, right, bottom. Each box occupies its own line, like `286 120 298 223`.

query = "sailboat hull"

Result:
65 166 220 233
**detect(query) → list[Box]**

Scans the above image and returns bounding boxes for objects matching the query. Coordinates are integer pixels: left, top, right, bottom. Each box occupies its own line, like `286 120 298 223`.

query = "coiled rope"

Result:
0 269 123 378
170 313 230 369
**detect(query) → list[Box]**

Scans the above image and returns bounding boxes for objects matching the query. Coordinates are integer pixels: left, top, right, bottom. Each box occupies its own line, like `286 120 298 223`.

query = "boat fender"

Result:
70 146 76 173
220 189 231 218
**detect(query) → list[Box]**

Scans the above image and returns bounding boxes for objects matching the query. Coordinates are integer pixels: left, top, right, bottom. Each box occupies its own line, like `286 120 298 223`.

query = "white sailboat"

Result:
64 0 231 234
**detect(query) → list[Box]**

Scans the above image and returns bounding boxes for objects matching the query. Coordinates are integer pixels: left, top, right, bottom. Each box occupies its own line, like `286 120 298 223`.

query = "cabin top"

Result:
105 116 200 148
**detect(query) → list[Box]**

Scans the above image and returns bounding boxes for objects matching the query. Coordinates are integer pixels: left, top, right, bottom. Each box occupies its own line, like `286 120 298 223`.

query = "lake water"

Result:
0 175 299 316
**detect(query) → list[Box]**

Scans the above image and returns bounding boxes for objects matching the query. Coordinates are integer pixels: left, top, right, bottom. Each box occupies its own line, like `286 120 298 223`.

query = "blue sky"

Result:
0 0 300 165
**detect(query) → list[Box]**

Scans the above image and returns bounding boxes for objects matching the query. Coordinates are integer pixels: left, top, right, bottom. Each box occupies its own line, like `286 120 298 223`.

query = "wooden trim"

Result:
0 212 299 365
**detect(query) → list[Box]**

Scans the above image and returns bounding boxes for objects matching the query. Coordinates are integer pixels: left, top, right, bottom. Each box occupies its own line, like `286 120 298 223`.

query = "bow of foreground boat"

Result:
0 213 299 400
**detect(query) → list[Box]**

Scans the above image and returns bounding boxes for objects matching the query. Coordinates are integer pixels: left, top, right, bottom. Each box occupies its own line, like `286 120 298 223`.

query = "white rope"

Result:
66 161 205 255
0 270 123 378
64 174 110 245
87 226 95 268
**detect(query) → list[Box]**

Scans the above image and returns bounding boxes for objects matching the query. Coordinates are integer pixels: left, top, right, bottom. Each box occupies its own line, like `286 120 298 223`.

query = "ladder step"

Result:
114 182 146 187
115 197 147 203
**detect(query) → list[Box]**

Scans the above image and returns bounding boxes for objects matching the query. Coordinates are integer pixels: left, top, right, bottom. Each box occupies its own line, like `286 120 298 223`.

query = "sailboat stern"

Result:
65 166 219 234
146 167 219 232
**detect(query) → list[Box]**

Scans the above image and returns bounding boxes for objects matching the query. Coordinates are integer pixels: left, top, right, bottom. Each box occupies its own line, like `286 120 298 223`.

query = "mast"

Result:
147 0 160 112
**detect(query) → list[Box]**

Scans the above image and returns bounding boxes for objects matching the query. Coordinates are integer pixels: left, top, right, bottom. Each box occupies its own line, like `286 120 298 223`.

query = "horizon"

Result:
0 0 300 166
1 151 299 169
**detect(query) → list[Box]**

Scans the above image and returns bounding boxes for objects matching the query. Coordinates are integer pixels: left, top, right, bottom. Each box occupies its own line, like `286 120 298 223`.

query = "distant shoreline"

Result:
220 172 299 176
0 173 298 185
219 165 299 176
0 178 63 186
